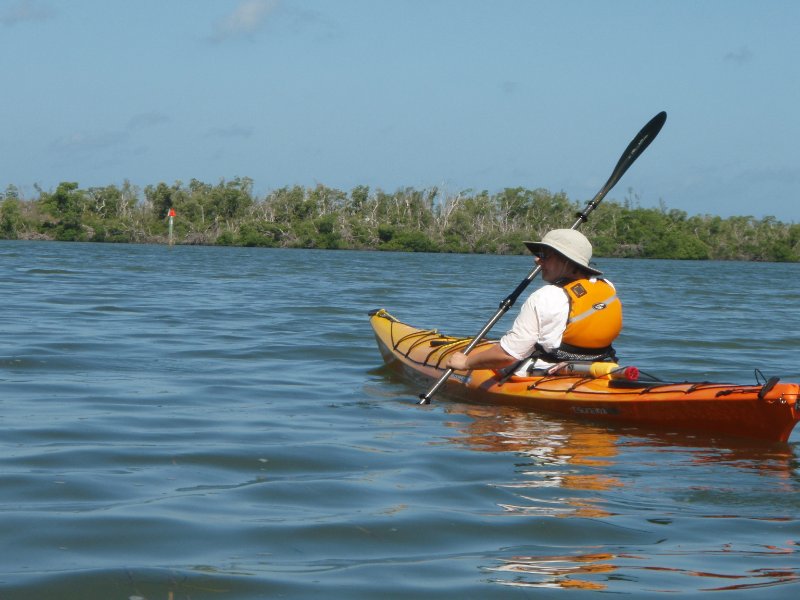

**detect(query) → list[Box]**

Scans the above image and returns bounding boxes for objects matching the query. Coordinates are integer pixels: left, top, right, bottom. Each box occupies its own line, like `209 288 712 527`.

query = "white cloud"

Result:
50 131 129 154
210 0 279 42
206 125 255 139
127 112 170 131
0 0 55 26
724 46 753 66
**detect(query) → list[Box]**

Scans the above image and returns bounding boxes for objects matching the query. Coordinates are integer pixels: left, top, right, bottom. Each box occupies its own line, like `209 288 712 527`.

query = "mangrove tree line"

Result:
1 179 798 262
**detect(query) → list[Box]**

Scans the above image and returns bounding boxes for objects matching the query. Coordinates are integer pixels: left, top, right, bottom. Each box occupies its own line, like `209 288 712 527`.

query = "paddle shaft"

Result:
419 111 667 405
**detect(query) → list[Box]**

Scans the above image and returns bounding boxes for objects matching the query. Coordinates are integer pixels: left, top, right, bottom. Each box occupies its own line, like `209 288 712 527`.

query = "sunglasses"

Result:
534 250 554 260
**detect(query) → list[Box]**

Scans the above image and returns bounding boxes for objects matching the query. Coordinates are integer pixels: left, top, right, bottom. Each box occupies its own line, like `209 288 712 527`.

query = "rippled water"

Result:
1 240 798 599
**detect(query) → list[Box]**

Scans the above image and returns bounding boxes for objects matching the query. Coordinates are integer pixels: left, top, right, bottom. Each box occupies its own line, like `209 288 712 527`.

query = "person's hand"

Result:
446 351 470 371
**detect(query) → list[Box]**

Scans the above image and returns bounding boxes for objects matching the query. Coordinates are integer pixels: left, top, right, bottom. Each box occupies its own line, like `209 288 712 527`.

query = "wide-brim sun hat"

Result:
523 229 603 275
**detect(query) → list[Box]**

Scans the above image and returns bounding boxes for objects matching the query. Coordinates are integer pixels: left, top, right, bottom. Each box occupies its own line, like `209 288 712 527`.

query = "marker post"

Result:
168 207 176 246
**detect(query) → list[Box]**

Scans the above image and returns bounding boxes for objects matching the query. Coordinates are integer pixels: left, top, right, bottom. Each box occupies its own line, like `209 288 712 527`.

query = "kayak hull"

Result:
369 309 800 442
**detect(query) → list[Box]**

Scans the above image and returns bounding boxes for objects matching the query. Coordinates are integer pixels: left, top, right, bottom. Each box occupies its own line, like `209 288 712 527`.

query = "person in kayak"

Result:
446 229 622 375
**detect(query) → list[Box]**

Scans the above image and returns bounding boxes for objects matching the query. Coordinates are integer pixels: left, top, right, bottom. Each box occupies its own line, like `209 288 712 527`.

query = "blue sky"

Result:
2 0 798 221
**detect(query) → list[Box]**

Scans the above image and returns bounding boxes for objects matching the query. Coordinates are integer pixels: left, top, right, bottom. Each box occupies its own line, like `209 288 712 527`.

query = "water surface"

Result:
0 241 798 598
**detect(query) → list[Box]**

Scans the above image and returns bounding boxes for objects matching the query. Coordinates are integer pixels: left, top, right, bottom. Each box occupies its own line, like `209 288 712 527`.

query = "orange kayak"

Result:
369 309 800 442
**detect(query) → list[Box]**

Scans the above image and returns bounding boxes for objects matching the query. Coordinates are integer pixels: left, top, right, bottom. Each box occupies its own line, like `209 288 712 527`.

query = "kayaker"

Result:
445 229 622 375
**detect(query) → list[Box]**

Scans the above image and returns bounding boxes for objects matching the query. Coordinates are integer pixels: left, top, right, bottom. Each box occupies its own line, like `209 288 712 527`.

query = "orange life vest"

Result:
559 278 622 352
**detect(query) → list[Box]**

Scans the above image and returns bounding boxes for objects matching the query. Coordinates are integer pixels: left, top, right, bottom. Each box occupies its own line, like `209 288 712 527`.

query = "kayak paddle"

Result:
418 110 667 405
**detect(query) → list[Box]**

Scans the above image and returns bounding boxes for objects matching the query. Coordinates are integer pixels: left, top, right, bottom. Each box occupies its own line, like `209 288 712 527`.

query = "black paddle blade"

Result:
575 110 667 225
604 111 667 194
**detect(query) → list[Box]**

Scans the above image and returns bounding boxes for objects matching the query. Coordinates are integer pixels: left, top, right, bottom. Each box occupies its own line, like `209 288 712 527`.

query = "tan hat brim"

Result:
523 240 603 275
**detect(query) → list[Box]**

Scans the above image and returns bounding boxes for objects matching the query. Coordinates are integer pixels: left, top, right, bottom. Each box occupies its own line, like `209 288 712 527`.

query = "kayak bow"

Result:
369 309 800 442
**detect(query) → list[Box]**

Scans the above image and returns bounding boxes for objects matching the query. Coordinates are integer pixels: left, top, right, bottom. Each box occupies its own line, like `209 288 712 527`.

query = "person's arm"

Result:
446 343 517 371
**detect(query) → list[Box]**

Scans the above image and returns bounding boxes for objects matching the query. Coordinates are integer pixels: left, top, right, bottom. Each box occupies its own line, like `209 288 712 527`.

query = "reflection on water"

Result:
489 552 616 591
443 403 800 593
446 404 622 518
487 545 800 592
